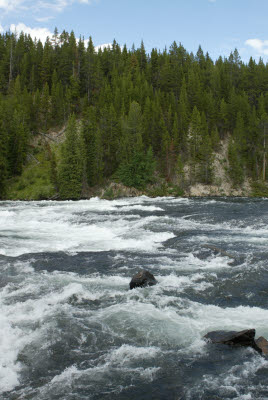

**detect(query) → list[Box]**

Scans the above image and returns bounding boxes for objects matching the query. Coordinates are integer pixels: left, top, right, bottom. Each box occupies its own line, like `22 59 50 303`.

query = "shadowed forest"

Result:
0 29 268 199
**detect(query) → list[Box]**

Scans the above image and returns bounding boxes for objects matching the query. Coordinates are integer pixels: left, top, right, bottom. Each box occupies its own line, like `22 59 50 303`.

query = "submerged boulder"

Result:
129 270 157 290
204 329 262 354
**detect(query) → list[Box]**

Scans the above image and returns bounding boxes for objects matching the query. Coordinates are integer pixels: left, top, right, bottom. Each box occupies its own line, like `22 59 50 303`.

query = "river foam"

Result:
0 197 267 399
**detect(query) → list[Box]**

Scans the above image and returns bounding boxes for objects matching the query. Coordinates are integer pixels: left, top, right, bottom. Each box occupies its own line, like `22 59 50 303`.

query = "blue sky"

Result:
0 0 268 62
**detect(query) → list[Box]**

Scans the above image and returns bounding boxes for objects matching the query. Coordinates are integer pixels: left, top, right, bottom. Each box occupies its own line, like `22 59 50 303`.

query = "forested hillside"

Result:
0 29 268 199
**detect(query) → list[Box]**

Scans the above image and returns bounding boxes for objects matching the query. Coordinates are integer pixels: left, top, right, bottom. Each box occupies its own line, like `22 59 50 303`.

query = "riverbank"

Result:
4 177 268 201
4 124 268 201
3 134 268 200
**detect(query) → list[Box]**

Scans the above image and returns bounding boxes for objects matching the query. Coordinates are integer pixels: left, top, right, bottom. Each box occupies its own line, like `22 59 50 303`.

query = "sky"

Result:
0 0 268 62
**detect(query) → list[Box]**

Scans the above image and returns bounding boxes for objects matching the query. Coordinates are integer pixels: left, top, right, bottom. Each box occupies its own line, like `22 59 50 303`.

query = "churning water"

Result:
0 197 268 399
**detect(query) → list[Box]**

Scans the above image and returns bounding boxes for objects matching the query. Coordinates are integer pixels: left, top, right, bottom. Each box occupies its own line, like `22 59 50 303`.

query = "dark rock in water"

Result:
203 244 235 260
204 329 262 353
68 294 79 305
256 337 268 355
129 270 157 290
204 329 255 345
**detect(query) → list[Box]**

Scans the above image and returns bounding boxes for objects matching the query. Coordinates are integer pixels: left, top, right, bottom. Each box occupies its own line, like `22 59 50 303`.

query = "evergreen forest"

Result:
0 29 268 199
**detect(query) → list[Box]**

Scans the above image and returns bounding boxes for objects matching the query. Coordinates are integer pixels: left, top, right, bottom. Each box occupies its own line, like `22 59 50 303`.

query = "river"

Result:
0 197 268 399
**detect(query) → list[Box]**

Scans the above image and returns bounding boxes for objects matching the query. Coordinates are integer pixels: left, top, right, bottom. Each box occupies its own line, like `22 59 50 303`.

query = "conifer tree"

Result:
176 154 185 188
188 106 202 182
198 113 213 184
0 28 268 196
161 119 172 179
141 96 152 149
8 109 29 175
0 103 7 197
40 82 50 130
258 94 268 180
172 112 180 153
178 78 189 152
210 125 220 151
67 74 80 114
58 114 82 199
101 103 120 175
49 149 58 192
228 139 244 185
82 106 101 186
41 38 53 85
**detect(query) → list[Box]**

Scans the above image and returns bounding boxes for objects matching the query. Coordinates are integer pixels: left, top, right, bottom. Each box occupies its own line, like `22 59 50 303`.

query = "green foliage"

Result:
5 151 55 200
118 147 155 189
0 104 7 198
58 114 83 199
1 29 268 198
147 183 169 197
228 139 244 186
49 149 58 191
82 106 103 186
102 186 115 200
251 181 268 197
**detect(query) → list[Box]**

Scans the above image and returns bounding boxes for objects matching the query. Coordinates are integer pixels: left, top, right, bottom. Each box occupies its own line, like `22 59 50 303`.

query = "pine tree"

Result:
176 154 185 187
198 132 213 184
82 106 99 186
58 114 82 199
49 149 58 192
188 106 202 182
210 125 220 151
118 146 155 189
67 74 80 114
41 38 53 85
161 119 171 179
101 103 120 175
8 109 29 175
0 28 268 196
172 112 180 153
0 102 7 197
258 94 268 181
40 82 50 131
228 139 244 186
141 96 152 149
178 77 189 152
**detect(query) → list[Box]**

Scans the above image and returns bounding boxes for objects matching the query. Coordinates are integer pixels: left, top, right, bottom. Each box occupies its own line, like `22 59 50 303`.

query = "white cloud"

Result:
35 15 55 22
10 23 53 43
0 24 4 33
7 23 111 49
0 0 24 12
37 0 69 13
245 38 268 56
95 43 112 51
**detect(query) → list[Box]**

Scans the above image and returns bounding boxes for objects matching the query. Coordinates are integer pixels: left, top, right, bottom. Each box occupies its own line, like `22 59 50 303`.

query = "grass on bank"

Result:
251 181 268 197
5 149 56 200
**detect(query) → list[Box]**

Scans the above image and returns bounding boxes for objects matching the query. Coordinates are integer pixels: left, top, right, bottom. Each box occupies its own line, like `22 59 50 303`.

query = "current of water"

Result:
0 197 267 399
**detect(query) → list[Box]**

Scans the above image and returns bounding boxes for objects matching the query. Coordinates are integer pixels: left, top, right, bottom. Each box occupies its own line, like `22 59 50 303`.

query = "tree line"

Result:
0 29 268 198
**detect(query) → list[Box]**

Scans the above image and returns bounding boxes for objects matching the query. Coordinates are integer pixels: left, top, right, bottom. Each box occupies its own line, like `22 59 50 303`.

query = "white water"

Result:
0 198 175 256
0 197 268 399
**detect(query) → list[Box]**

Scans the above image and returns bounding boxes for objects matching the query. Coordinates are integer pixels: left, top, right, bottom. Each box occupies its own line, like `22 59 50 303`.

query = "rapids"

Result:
0 197 267 399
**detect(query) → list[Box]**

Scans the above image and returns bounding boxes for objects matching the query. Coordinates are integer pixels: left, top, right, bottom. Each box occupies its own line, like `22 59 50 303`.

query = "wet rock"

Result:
203 244 235 260
256 337 268 355
129 270 157 290
68 294 79 305
204 329 262 353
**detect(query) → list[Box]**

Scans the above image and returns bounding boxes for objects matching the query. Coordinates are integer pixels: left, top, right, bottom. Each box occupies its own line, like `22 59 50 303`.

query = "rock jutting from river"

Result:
204 329 268 355
255 337 268 355
129 270 158 290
